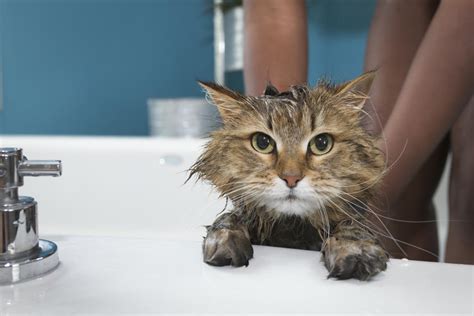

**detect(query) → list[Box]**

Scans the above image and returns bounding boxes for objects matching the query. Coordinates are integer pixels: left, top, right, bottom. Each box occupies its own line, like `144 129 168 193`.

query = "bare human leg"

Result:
243 0 308 95
364 0 447 261
379 0 474 261
447 96 474 264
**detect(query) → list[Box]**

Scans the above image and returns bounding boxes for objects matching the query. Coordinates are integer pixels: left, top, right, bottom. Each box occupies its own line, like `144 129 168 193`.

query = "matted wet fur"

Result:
189 72 389 280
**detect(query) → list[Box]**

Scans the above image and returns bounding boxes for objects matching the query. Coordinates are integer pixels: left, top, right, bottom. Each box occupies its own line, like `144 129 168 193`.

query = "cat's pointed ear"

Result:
335 71 376 108
198 81 245 122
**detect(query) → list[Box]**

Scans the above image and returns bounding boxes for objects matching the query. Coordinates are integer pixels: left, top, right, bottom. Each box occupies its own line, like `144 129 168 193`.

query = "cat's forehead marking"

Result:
254 85 341 154
260 85 309 104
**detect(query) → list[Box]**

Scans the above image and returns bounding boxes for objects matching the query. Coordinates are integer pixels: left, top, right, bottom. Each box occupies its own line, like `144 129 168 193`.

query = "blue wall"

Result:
307 0 375 84
0 0 214 135
0 0 375 136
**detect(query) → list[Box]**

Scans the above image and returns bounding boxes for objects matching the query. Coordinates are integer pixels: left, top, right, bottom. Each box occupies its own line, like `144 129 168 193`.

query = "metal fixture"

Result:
214 0 244 84
214 0 225 84
0 147 61 284
213 0 244 91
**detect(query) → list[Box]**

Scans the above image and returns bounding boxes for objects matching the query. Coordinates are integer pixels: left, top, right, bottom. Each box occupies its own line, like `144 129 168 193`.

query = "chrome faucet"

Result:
0 147 61 284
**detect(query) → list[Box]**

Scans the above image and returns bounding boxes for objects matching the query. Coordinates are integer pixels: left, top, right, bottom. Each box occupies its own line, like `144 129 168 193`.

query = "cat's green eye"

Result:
309 133 333 155
251 132 275 154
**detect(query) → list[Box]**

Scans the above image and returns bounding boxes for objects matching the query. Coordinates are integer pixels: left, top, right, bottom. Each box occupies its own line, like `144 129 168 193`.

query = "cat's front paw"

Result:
322 237 388 281
203 228 254 267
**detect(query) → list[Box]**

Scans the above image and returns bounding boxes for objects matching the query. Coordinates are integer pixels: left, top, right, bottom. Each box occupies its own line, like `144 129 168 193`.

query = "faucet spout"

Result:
18 160 62 177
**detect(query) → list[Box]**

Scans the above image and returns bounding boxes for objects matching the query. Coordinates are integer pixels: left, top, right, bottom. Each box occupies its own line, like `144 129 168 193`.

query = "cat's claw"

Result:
203 228 254 267
323 237 389 281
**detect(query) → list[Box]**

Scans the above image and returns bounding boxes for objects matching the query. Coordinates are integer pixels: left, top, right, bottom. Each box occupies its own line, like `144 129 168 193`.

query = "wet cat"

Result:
189 72 389 280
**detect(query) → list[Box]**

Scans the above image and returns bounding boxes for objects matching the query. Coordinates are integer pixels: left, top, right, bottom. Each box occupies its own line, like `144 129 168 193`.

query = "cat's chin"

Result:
264 197 316 216
259 178 326 216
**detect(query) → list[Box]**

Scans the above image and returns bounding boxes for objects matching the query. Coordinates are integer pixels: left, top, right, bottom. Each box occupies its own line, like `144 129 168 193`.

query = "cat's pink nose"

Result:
280 175 303 188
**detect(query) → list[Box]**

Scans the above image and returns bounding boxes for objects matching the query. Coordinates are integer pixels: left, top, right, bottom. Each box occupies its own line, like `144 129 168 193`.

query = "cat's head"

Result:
190 72 384 217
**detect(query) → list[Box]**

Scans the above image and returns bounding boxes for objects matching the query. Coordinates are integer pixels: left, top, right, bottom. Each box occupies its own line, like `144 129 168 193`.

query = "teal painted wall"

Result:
0 0 214 135
307 0 375 84
0 0 375 136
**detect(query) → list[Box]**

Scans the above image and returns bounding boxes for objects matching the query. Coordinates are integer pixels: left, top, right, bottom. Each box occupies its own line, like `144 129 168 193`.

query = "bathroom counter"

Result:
1 235 472 315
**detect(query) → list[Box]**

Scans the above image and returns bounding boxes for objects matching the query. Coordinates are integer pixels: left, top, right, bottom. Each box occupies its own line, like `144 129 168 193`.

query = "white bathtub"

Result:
0 136 471 315
1 136 222 240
